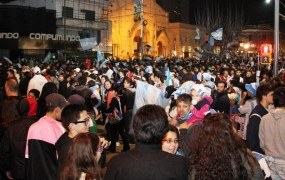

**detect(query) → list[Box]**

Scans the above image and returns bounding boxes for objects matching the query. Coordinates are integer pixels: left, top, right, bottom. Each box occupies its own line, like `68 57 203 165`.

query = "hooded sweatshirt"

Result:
259 108 285 159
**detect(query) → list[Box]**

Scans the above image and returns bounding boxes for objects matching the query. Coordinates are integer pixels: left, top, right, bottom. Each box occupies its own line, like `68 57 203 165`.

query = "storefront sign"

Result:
0 32 80 41
0 32 19 39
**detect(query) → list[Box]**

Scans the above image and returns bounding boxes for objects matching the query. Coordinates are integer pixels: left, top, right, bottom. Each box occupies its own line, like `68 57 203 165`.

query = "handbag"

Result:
108 97 123 124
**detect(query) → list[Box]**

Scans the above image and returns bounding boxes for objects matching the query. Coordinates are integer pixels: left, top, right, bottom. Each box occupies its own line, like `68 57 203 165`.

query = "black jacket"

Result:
246 104 268 154
0 116 37 179
104 143 188 180
211 91 230 115
55 132 72 169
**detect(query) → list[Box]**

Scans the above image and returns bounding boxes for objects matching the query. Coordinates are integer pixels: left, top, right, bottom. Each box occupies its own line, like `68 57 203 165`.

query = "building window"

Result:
81 10 95 21
248 34 252 41
62 6 73 18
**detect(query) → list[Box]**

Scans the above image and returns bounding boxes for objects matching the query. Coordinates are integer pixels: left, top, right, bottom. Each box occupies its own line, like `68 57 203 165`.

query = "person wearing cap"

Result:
72 76 99 133
26 66 48 96
238 83 259 140
246 83 273 155
0 98 38 180
25 93 69 180
179 84 213 129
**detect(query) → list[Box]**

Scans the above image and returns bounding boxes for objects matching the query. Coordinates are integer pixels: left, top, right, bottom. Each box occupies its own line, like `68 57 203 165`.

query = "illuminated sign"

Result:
260 44 272 55
0 33 19 39
0 32 80 41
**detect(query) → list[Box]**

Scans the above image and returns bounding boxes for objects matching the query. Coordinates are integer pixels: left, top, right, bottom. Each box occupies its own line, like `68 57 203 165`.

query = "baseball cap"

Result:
33 66 41 74
45 93 69 108
67 94 85 105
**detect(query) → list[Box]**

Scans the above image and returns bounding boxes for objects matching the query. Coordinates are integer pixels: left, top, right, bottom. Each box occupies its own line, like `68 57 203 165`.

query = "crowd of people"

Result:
0 55 285 179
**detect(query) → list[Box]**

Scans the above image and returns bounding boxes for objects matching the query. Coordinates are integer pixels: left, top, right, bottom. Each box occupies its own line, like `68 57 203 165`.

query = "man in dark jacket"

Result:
104 105 188 180
0 98 38 179
212 81 230 115
0 77 22 139
247 83 273 154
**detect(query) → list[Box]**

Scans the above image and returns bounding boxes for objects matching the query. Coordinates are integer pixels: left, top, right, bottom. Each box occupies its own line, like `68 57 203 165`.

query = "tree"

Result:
193 0 245 61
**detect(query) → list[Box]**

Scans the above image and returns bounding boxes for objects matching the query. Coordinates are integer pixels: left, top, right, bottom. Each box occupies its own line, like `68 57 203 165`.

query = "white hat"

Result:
33 67 41 74
92 70 99 75
74 68 80 73
84 70 91 76
191 84 207 96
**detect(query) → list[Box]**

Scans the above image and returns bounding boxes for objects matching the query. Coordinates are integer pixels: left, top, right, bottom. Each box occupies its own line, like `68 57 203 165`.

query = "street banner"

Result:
79 37 97 51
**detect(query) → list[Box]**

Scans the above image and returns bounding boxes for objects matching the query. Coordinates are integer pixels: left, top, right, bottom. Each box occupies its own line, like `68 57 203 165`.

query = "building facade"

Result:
0 0 109 60
108 0 196 59
239 24 285 55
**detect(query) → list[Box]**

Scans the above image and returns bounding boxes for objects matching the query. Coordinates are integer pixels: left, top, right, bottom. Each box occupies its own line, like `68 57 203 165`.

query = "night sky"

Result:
188 0 285 28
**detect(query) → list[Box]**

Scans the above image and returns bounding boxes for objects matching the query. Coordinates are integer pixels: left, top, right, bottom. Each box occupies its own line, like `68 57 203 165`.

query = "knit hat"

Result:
45 93 69 108
191 84 207 96
245 83 259 97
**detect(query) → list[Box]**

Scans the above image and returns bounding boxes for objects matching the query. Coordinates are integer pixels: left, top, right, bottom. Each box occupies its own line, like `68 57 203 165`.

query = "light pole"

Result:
266 0 279 77
139 0 144 60
274 0 279 77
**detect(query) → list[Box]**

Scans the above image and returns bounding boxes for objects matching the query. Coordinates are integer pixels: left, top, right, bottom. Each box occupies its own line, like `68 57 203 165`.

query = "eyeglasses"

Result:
162 139 179 144
73 117 91 126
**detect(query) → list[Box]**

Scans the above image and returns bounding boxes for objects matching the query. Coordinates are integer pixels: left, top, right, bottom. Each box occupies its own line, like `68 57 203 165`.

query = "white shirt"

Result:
27 74 48 96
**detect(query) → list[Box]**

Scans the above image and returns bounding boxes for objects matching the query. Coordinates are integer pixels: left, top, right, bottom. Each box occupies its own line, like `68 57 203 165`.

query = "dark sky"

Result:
188 0 284 27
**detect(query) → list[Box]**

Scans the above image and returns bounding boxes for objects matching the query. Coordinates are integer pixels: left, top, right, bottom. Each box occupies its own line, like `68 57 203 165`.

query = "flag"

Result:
130 81 169 134
194 28 200 40
145 65 153 73
3 56 12 64
79 37 97 51
105 69 113 79
165 68 171 86
172 81 195 98
211 28 223 40
209 36 214 46
155 55 163 62
97 46 104 62
42 52 51 64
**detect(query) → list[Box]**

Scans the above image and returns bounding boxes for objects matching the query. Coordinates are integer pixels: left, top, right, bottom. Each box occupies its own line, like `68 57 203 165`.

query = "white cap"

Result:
33 67 41 74
74 68 80 73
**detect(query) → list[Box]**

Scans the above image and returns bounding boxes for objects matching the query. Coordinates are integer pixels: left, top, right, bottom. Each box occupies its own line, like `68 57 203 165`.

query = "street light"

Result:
266 0 279 77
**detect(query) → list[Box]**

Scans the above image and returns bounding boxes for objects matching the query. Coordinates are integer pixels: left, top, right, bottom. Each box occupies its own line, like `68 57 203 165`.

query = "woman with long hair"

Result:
189 113 263 180
59 132 103 180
